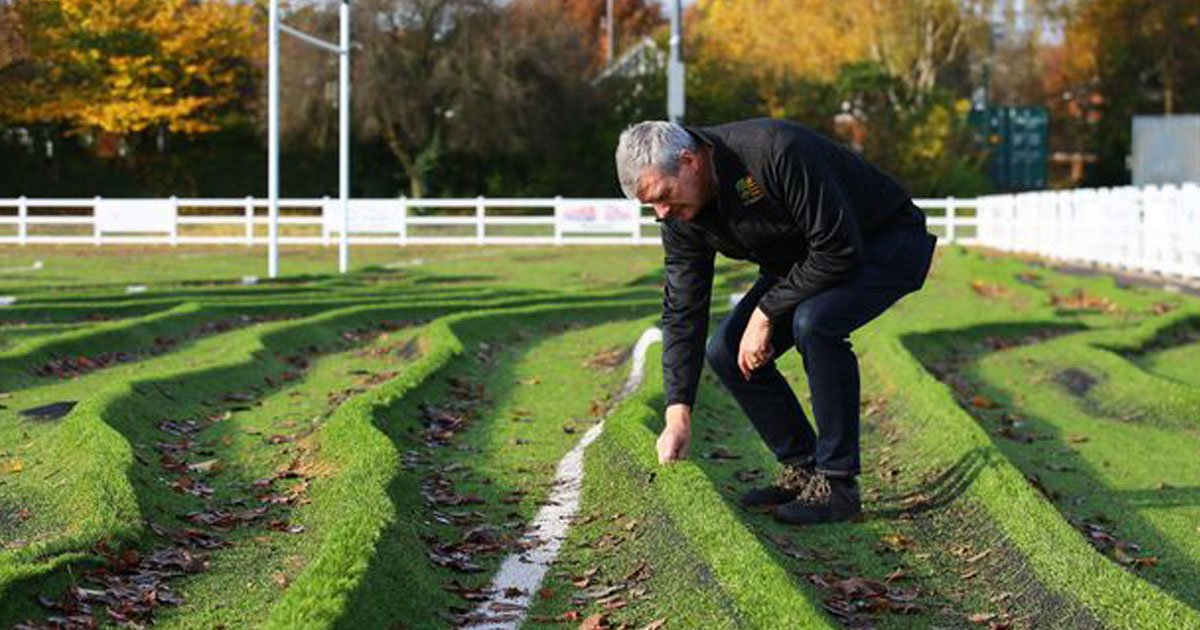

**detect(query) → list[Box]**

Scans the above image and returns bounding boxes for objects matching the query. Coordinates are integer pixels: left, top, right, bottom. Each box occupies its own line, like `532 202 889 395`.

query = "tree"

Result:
0 0 258 143
559 0 664 70
1066 0 1200 183
355 0 606 197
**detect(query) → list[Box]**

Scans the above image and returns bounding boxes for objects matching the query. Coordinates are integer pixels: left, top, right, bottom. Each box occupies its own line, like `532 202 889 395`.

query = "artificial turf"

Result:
0 244 1197 629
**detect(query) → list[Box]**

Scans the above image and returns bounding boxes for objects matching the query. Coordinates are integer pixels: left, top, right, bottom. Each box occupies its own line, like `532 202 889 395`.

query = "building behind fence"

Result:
1 185 1197 279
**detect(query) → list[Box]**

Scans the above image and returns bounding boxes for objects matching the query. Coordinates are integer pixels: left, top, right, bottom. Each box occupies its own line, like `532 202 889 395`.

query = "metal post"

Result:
17 196 26 246
667 0 685 123
605 0 615 67
268 0 280 278
337 0 350 274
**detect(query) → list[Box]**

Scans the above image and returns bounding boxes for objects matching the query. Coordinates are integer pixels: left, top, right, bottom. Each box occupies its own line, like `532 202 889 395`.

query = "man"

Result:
614 118 936 525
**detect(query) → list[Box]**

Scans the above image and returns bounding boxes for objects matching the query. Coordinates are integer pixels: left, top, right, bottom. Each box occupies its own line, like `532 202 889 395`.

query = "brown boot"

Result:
740 462 814 508
773 472 862 525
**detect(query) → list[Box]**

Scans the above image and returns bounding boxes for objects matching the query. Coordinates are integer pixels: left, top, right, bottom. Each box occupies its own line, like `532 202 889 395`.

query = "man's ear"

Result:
678 149 697 172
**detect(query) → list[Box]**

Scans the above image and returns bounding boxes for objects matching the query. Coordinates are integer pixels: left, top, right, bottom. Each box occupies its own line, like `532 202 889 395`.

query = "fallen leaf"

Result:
187 459 220 474
579 613 609 630
0 459 24 474
640 620 667 630
970 395 998 409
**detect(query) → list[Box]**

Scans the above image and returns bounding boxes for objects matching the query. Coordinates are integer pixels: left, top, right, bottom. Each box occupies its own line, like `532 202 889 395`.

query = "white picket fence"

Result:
0 195 977 247
975 183 1200 279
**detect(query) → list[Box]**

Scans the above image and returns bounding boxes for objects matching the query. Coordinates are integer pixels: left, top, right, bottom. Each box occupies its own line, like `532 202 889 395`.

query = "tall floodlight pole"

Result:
338 0 350 274
268 0 280 278
268 0 353 277
667 0 685 123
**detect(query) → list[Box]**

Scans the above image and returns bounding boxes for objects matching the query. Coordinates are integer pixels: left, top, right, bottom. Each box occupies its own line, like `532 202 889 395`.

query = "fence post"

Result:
553 196 563 246
169 195 179 246
399 196 408 247
630 201 641 244
93 196 102 246
244 196 254 246
17 195 27 246
945 196 956 244
475 196 486 245
322 195 331 247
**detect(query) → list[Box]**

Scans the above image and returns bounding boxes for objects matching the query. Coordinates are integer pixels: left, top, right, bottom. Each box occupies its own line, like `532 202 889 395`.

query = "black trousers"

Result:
705 225 936 477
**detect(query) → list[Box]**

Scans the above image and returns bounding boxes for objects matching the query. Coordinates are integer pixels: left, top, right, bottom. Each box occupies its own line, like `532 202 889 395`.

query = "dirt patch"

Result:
1054 368 1098 397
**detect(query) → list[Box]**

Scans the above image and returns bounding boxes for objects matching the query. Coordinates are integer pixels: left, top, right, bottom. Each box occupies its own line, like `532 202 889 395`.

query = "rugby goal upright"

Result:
267 0 352 277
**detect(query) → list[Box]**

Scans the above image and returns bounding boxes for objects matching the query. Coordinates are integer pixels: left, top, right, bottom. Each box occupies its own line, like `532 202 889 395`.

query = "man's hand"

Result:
738 306 774 380
657 404 692 464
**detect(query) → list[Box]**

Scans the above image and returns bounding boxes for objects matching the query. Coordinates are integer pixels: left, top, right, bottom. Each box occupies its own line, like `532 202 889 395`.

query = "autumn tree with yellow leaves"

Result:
0 0 258 148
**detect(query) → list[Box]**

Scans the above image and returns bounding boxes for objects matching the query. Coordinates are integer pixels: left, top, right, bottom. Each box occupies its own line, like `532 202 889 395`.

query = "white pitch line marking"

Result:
462 327 662 629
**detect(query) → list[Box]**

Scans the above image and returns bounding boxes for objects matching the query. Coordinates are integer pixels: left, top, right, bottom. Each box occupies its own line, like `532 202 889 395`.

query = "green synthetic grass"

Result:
318 302 659 629
0 293 650 627
2 244 1200 629
528 349 833 629
959 317 1200 610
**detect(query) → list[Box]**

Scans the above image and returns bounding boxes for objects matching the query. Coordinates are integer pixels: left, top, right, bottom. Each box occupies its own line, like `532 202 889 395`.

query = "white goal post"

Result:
269 0 352 277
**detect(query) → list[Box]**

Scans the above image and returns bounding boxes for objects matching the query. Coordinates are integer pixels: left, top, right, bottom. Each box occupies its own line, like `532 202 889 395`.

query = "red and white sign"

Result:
555 200 640 233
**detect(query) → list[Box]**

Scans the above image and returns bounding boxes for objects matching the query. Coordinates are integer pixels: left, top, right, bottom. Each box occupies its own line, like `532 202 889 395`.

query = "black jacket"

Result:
660 118 924 407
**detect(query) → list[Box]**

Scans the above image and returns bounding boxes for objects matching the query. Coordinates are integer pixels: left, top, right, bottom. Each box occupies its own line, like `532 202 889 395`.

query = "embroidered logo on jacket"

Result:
735 174 766 204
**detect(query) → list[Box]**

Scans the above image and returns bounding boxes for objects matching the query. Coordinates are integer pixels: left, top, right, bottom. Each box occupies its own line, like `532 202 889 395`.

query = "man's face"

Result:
636 150 710 222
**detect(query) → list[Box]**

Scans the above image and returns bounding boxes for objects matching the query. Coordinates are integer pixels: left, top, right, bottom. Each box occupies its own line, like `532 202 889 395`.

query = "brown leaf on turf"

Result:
187 459 220 474
873 533 913 554
970 279 1009 298
968 612 997 624
583 346 630 371
579 613 609 630
537 587 555 600
1050 289 1117 313
640 620 667 630
970 395 998 409
267 519 306 534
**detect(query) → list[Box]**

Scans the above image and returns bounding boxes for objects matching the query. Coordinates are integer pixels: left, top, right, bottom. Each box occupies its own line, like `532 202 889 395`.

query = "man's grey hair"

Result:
615 121 698 199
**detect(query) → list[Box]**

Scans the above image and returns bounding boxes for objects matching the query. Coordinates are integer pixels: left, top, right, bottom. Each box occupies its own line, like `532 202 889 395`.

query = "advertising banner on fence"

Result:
555 199 640 234
322 199 406 234
95 199 175 234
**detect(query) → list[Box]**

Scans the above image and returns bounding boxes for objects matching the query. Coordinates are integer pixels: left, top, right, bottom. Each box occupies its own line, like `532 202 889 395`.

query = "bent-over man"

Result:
614 118 936 524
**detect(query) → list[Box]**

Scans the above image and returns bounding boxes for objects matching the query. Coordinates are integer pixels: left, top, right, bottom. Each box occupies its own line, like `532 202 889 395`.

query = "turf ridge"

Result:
0 292 635 613
865 321 1200 628
952 317 1200 609
567 351 836 629
262 298 660 629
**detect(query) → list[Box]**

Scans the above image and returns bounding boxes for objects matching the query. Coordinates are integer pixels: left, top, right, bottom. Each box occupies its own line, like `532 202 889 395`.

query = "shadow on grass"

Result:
904 320 1200 610
867 446 992 520
331 302 657 629
0 300 513 627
